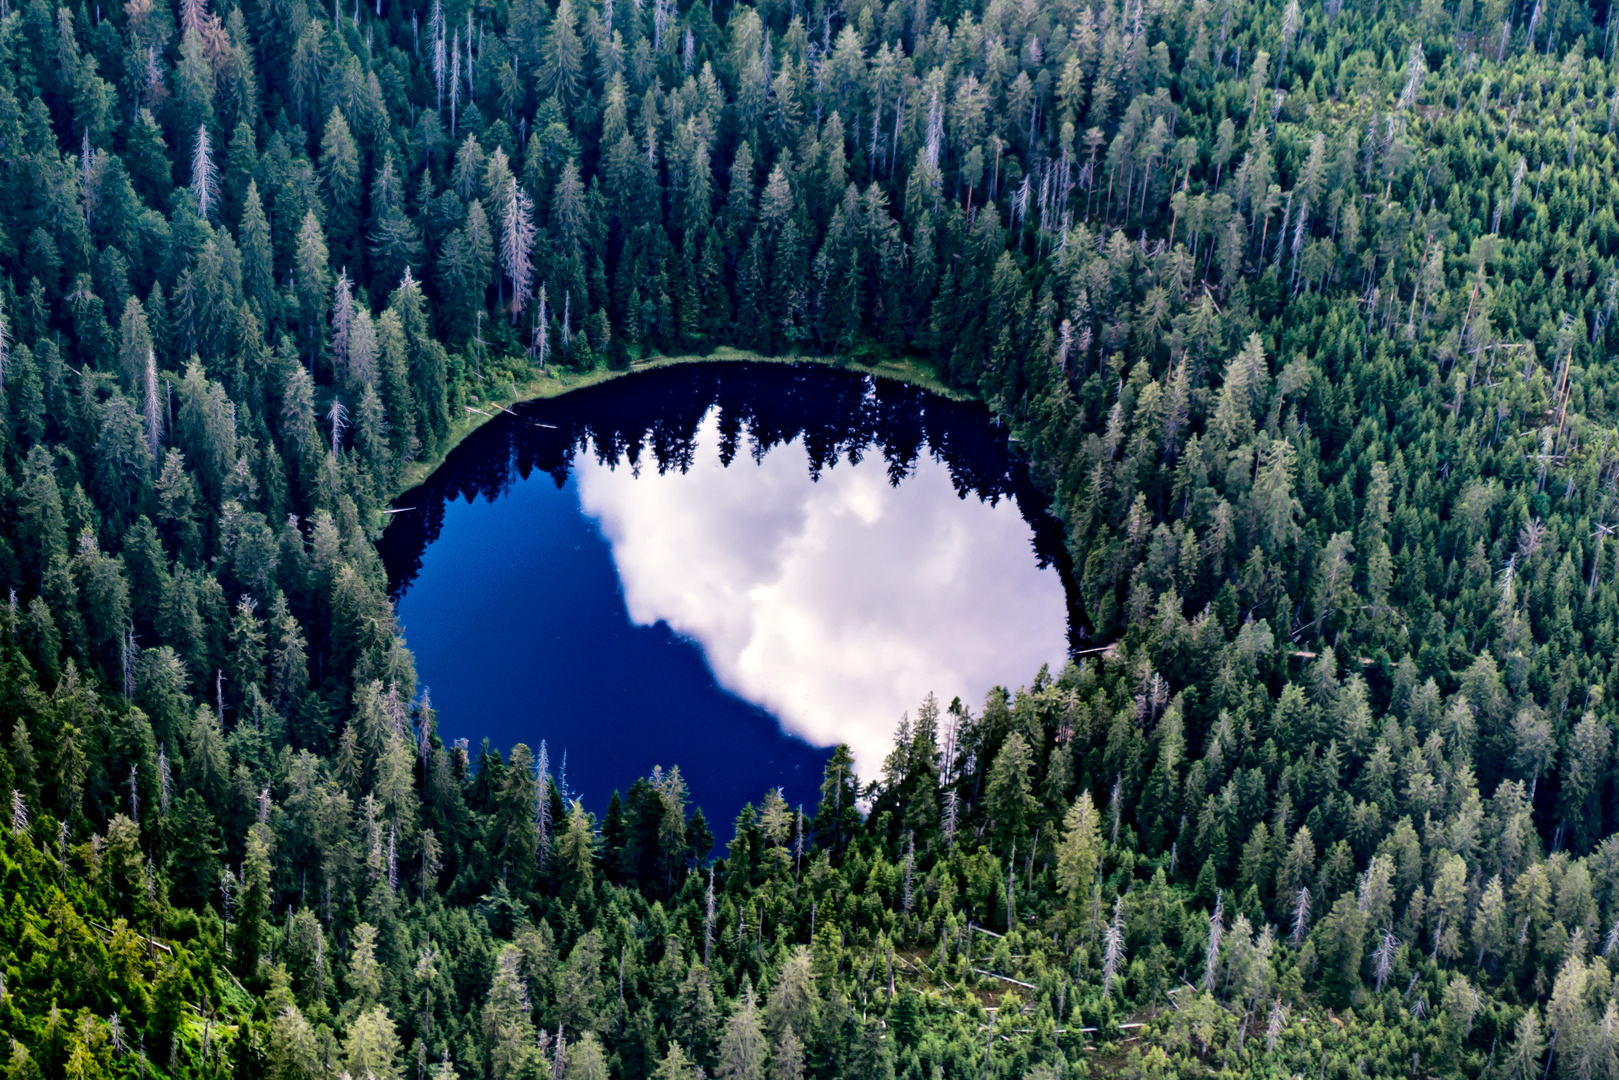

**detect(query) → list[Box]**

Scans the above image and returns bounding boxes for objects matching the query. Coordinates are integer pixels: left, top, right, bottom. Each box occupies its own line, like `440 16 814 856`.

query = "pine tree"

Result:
429 0 447 112
320 108 362 260
552 160 587 258
1506 1008 1544 1080
449 30 461 136
499 178 537 319
331 270 355 381
534 741 552 867
1100 898 1126 999
232 825 272 974
715 987 766 1080
536 0 583 106
370 172 425 299
1056 790 1102 904
1558 713 1612 850
327 396 347 456
190 124 219 221
465 199 496 303
239 182 274 320
294 212 332 365
118 296 153 394
983 733 1038 847
344 1006 404 1080
142 348 163 468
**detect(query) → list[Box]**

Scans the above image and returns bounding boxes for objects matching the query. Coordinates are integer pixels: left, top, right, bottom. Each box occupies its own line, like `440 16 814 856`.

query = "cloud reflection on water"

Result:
575 408 1070 774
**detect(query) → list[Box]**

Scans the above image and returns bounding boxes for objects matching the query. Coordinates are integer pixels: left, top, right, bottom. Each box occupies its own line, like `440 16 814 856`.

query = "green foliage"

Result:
4 0 1619 1074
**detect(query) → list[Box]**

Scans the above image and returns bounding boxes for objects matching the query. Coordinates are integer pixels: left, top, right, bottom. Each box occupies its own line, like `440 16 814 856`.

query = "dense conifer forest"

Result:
4 0 1619 1070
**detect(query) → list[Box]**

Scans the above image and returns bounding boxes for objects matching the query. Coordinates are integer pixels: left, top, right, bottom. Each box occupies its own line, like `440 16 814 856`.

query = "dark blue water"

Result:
388 465 828 825
378 362 1077 831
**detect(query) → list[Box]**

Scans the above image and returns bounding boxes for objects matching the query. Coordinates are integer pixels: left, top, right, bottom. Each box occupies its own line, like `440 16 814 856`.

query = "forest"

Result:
2 0 1619 1070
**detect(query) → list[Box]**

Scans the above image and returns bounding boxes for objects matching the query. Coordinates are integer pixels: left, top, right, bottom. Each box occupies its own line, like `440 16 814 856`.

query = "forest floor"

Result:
393 346 965 495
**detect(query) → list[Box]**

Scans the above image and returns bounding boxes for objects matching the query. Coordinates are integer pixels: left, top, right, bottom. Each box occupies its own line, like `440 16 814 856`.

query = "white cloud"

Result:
573 409 1069 776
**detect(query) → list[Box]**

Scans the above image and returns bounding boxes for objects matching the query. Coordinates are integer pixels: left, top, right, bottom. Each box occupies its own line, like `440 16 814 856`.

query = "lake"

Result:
378 361 1077 830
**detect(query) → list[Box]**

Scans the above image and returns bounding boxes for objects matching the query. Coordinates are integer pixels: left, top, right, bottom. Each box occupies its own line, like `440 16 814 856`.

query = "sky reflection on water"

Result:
574 407 1068 772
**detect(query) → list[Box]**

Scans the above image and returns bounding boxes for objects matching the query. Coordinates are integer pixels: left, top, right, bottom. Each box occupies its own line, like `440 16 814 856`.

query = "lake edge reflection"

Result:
382 362 1079 611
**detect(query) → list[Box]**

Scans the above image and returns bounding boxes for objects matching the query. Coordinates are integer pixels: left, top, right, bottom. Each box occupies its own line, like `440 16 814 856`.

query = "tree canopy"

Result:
3 0 1619 1074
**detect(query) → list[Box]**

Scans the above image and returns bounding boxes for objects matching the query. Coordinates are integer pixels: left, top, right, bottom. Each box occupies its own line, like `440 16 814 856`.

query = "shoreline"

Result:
390 346 970 497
